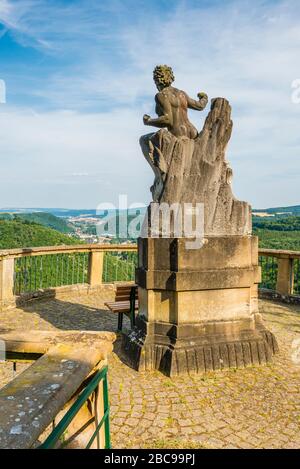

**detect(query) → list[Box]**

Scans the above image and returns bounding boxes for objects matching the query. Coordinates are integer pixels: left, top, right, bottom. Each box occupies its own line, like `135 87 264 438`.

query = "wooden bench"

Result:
104 284 138 331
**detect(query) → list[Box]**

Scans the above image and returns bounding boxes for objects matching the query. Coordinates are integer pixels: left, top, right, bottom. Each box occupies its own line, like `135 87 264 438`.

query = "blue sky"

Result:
0 0 300 209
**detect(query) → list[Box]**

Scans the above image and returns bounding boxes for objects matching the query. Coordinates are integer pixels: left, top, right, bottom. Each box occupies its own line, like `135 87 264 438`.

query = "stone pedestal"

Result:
123 236 278 376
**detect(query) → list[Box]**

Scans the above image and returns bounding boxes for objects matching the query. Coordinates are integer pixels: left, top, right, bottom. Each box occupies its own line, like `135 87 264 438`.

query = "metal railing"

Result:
13 251 137 295
294 259 300 295
39 366 110 449
102 251 137 284
258 255 278 290
14 252 89 295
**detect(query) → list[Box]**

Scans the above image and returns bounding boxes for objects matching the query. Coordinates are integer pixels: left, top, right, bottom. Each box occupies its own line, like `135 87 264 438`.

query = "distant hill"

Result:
253 215 300 231
1 205 299 219
0 212 74 234
0 207 299 251
253 215 300 250
0 207 102 218
253 205 300 217
0 219 80 249
0 207 146 218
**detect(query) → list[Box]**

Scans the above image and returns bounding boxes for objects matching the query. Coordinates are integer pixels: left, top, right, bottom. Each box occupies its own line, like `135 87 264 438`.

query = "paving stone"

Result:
126 418 140 427
1 296 300 449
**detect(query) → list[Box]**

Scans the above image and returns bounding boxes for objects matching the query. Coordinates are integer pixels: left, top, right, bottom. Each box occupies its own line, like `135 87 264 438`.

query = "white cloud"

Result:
0 0 300 208
0 0 128 52
71 172 89 177
0 0 36 32
0 105 152 207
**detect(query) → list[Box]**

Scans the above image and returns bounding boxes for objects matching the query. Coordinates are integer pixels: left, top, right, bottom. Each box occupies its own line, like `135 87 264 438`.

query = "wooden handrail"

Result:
0 243 138 260
1 243 300 260
258 248 300 260
1 243 300 259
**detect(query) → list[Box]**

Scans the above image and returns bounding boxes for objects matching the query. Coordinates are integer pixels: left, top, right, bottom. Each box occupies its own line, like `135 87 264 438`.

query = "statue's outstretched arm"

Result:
185 91 208 111
143 93 173 128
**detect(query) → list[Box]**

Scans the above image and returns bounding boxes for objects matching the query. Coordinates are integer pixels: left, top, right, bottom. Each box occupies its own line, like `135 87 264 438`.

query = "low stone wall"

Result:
0 330 115 449
14 282 116 307
259 288 300 305
1 281 135 311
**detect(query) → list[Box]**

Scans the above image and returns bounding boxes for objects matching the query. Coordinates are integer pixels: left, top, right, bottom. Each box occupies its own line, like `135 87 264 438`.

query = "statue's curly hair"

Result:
153 65 175 87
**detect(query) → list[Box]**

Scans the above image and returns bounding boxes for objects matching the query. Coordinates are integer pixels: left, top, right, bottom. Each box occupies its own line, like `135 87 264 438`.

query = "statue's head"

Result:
153 65 174 90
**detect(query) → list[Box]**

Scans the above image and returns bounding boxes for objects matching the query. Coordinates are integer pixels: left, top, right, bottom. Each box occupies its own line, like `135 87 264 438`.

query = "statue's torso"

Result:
156 87 198 139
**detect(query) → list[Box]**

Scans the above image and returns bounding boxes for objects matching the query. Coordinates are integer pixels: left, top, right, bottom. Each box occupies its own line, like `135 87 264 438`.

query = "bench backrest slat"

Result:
115 285 138 302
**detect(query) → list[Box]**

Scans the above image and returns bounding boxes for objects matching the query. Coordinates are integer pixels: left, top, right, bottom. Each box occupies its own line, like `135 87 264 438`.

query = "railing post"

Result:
88 251 104 286
0 257 15 308
276 257 294 296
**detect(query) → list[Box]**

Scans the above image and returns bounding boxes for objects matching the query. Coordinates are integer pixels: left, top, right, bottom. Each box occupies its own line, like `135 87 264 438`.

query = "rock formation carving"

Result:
140 65 251 236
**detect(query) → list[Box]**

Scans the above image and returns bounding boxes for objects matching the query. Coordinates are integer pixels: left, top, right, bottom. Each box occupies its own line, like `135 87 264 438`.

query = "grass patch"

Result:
163 380 176 387
165 417 175 427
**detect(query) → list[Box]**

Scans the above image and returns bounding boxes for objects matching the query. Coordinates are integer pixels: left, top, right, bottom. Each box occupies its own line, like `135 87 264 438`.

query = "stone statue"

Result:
143 65 208 138
140 65 252 236
123 66 278 376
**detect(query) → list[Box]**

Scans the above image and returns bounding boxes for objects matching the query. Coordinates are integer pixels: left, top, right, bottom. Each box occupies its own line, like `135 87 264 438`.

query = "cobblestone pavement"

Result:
0 292 300 449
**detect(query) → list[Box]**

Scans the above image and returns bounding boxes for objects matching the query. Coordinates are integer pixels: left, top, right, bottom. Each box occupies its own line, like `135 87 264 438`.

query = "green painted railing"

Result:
39 366 110 449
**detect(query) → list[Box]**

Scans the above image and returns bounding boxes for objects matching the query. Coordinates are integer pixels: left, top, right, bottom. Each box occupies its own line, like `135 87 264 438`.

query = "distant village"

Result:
66 215 136 244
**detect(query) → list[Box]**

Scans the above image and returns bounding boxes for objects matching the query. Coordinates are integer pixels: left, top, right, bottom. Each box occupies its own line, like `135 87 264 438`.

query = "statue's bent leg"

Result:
139 133 154 160
140 133 164 202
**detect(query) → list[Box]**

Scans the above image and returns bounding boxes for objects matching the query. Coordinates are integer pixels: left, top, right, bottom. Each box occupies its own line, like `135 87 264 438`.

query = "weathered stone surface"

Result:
139 236 259 270
141 98 251 236
0 330 115 449
123 313 278 376
136 236 261 293
123 236 278 375
0 329 115 356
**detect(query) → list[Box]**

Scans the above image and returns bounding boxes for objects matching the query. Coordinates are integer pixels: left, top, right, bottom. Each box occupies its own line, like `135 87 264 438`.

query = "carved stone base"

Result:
122 235 279 376
122 315 278 376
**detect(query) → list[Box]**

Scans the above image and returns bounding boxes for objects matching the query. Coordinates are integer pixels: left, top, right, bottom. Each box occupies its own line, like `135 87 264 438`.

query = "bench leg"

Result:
117 312 123 331
130 309 136 329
